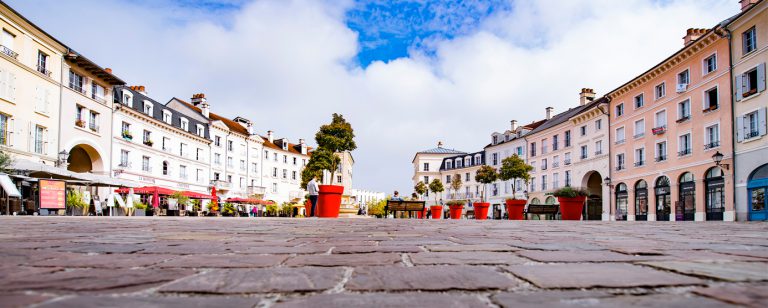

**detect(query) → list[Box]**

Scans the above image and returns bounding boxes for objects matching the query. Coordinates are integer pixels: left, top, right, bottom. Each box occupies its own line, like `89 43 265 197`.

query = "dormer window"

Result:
474 154 481 165
455 158 462 168
196 124 204 137
445 161 452 169
163 110 172 124
492 135 498 144
464 157 470 166
143 101 153 115
122 91 133 107
282 141 288 151
180 118 188 130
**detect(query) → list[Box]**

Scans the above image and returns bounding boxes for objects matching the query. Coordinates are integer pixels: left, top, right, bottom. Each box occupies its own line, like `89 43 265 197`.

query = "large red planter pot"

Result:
317 185 344 218
505 199 526 220
558 196 587 220
449 204 464 220
416 207 429 219
473 202 490 220
430 206 442 219
305 199 312 217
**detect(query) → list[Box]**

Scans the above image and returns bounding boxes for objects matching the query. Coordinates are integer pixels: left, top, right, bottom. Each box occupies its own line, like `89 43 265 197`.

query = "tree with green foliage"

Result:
450 175 463 200
475 165 498 202
170 191 190 209
302 113 357 186
498 155 533 199
414 181 427 199
367 199 386 218
428 178 444 207
0 150 13 173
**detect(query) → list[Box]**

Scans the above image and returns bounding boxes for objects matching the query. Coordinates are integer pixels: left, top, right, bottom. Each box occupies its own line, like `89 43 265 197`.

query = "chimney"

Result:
267 130 274 143
741 0 758 11
683 28 708 46
579 88 596 106
299 139 307 155
247 122 254 135
545 107 554 120
105 67 112 74
191 93 210 118
131 85 146 95
511 120 518 131
437 141 443 148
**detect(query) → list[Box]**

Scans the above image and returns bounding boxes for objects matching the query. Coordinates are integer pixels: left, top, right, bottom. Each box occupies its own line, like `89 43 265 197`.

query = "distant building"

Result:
411 142 466 201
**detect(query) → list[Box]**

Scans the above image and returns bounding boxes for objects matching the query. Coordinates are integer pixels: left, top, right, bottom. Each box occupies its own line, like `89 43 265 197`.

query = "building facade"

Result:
607 27 734 221
261 132 310 204
727 0 768 221
411 142 466 202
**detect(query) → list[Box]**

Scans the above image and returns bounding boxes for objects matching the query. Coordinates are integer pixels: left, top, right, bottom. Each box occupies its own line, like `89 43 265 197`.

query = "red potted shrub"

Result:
553 186 589 220
428 179 444 219
446 200 465 219
473 165 498 220
498 155 533 220
414 181 429 219
301 113 356 218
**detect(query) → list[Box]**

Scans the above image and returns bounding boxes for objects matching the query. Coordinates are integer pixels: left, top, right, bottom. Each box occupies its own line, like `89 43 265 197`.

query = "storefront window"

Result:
655 176 671 221
635 180 648 221
705 167 725 221
679 172 695 221
615 183 628 221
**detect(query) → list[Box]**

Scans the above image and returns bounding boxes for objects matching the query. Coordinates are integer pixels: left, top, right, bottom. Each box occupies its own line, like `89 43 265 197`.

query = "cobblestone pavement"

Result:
0 217 767 307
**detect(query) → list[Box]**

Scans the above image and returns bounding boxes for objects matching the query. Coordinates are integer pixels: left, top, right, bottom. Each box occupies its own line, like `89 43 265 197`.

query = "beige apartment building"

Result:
412 142 466 201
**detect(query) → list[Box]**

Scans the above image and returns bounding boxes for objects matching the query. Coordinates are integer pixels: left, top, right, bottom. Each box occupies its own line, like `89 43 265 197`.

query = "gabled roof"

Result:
484 118 548 149
526 98 605 137
262 137 311 156
173 98 250 136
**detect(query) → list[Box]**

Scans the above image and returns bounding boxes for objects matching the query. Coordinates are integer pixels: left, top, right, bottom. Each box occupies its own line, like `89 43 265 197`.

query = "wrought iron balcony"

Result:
704 141 720 149
36 64 51 77
745 130 760 139
678 148 692 156
634 161 645 167
0 45 18 59
655 155 667 162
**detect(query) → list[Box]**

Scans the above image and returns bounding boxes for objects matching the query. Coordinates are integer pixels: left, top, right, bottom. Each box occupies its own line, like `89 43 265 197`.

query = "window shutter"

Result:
0 68 6 99
759 108 767 136
7 72 15 102
7 117 13 147
758 62 766 93
735 74 744 102
44 128 49 155
736 116 744 142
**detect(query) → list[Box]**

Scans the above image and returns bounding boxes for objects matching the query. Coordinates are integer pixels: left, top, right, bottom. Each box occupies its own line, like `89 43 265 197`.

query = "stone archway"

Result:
67 144 104 173
581 171 603 220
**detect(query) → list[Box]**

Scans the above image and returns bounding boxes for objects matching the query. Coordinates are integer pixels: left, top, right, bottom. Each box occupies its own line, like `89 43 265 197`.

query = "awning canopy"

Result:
181 191 214 199
115 186 176 195
226 197 273 205
0 174 21 197
11 159 140 187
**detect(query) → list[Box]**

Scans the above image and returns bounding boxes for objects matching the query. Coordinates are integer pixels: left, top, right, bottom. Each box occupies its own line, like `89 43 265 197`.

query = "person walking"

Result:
307 176 319 217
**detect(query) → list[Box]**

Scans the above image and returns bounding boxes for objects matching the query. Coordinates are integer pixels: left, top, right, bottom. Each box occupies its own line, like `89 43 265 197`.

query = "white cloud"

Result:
7 0 737 194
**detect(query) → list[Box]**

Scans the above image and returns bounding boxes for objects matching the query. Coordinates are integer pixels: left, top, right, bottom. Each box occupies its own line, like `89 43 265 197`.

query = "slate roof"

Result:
115 86 209 139
526 97 607 137
174 98 250 136
439 151 485 171
484 119 548 149
262 137 311 156
417 147 466 155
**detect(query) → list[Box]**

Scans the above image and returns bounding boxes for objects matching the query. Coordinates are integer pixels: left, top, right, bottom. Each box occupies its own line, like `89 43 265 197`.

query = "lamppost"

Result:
711 151 730 170
55 150 69 168
604 177 613 220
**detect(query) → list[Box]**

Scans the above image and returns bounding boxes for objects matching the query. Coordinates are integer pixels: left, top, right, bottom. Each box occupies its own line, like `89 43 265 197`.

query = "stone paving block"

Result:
159 267 344 294
52 243 144 254
346 265 518 291
409 251 528 265
285 252 402 267
275 293 488 308
505 263 705 289
30 252 174 268
0 268 194 292
332 245 422 254
426 244 518 252
37 295 261 308
242 245 331 254
516 250 662 263
693 284 768 308
138 242 231 254
0 292 55 307
157 254 286 268
716 249 768 260
640 261 768 282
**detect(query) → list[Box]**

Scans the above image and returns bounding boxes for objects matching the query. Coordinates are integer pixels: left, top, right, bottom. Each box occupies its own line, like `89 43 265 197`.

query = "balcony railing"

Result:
89 123 99 132
580 154 588 159
247 186 266 195
676 115 690 123
656 155 667 162
634 133 645 139
615 139 625 145
745 130 760 139
541 165 548 170
634 161 645 167
616 165 625 171
210 180 231 189
595 150 603 155
0 45 18 59
36 64 51 77
678 148 692 156
552 162 559 168
564 159 571 165
118 161 132 168
142 166 152 172
69 82 86 94
704 141 720 149
652 126 667 135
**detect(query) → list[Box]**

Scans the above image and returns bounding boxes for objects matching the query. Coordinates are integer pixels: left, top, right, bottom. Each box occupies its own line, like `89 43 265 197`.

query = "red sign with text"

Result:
39 180 65 209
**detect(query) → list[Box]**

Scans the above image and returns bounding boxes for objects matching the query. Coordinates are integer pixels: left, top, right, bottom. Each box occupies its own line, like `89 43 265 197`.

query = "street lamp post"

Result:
56 150 69 168
711 151 730 170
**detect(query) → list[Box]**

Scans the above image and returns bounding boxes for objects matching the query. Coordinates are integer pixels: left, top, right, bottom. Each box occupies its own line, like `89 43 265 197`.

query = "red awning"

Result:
226 198 272 205
181 191 214 199
115 186 177 195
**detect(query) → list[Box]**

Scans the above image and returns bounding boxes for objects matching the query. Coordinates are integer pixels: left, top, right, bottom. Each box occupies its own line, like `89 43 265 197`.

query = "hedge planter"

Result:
558 196 587 220
449 204 464 220
473 202 490 220
505 199 526 220
317 185 344 218
430 206 442 219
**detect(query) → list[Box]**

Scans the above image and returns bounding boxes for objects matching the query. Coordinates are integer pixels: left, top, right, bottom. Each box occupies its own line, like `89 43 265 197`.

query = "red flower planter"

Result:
557 196 587 220
449 204 464 219
416 207 429 219
317 185 344 218
430 206 442 219
505 199 526 220
473 202 490 220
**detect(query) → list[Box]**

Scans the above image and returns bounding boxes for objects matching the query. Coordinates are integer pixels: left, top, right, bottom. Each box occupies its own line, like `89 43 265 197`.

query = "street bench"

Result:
385 200 426 218
525 204 559 220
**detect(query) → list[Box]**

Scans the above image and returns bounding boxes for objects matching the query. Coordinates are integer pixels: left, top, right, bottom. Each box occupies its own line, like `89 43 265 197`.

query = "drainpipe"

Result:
721 28 737 221
57 52 66 166
596 99 612 220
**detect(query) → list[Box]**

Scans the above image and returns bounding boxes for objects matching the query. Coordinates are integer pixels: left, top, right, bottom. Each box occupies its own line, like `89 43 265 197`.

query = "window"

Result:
455 158 462 169
122 91 132 107
273 153 277 161
0 113 9 145
142 156 150 172
615 103 624 117
595 140 603 155
228 140 233 151
292 171 297 180
180 118 188 131
143 130 151 144
677 70 689 91
68 70 84 93
293 157 297 165
634 94 644 109
655 82 665 100
635 148 645 167
553 173 560 189
337 175 342 184
564 131 571 147
580 125 587 136
655 110 667 128
197 169 203 182
36 51 48 76
704 54 717 74
282 169 287 179
516 146 523 156
423 176 429 184
423 163 429 171
89 111 98 132
162 137 171 151
240 160 245 171
552 135 559 151
34 86 51 113
214 136 221 147
704 87 719 111
634 119 645 138
541 139 548 154
739 65 764 100
120 150 129 167
197 148 203 161
564 152 571 165
580 145 588 159
530 177 536 192
91 83 105 101
34 125 44 154
465 172 470 182
616 153 625 170
143 101 153 115
214 172 220 181
743 26 756 55
252 163 258 172
227 175 232 183
530 142 537 156
446 175 451 183
1 30 15 57
445 161 452 169
678 133 692 156
272 183 278 193
214 153 221 165
541 175 547 191
530 161 536 172
273 167 278 177
678 99 691 121
705 124 720 149
595 119 602 130
492 153 498 165
553 155 559 167
196 124 204 137
615 127 625 144
541 158 548 170
180 143 187 157
283 155 288 163
740 110 765 140
565 171 571 187
75 105 83 123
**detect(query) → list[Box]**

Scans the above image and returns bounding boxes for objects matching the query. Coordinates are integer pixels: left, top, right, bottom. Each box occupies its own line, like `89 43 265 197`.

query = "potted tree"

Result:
473 165 498 220
498 155 533 220
133 200 147 216
302 113 357 218
413 181 428 218
66 190 87 216
221 202 237 217
553 186 589 220
448 175 464 219
428 179 444 219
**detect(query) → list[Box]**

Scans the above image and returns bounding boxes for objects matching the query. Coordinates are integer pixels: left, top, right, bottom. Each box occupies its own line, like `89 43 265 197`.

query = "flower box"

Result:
75 119 85 128
651 126 666 135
